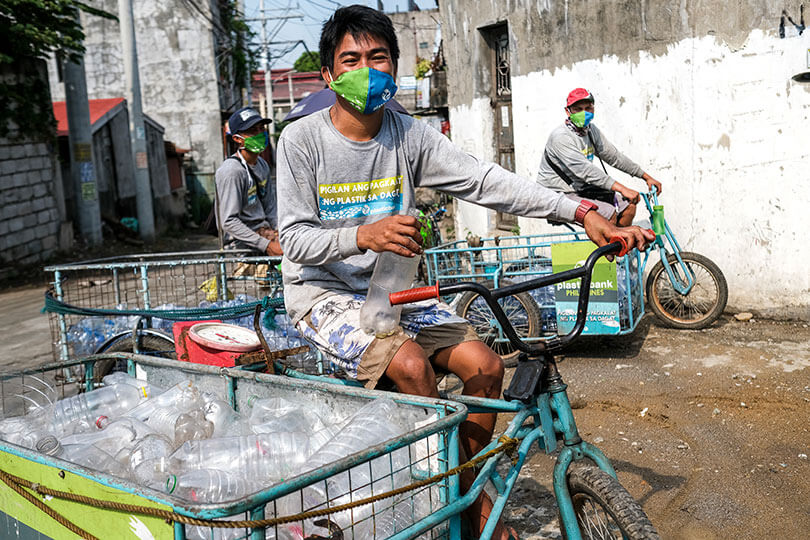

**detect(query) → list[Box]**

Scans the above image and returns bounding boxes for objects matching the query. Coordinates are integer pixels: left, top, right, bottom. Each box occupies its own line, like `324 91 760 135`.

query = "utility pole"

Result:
249 4 303 135
119 0 155 241
259 0 274 134
62 14 103 246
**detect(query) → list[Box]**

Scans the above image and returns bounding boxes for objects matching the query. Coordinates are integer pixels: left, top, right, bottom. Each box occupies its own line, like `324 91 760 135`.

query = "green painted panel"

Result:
0 451 173 539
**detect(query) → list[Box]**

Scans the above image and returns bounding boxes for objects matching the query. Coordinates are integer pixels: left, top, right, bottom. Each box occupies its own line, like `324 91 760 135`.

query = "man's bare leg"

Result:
433 340 515 540
617 202 637 227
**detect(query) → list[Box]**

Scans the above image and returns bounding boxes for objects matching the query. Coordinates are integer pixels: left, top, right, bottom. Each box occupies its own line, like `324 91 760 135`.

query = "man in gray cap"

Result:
215 107 282 255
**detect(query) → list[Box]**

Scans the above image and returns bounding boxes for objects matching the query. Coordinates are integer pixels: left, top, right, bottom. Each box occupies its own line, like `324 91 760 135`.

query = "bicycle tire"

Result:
92 332 176 381
562 465 660 540
645 251 728 329
455 280 540 365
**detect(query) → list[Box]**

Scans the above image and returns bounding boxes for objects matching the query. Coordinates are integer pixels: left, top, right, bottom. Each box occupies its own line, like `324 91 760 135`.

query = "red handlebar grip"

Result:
389 284 440 305
608 236 629 257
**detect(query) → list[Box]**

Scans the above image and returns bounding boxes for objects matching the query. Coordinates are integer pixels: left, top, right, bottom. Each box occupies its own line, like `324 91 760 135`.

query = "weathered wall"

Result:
389 9 442 111
439 0 810 318
47 0 224 191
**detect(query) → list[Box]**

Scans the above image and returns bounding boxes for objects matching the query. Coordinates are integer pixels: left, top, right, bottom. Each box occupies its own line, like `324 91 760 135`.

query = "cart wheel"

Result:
562 465 660 540
645 251 728 329
92 332 176 381
456 280 540 366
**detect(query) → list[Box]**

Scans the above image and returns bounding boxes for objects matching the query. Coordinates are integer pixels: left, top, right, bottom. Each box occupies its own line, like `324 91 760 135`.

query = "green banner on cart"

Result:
551 241 620 335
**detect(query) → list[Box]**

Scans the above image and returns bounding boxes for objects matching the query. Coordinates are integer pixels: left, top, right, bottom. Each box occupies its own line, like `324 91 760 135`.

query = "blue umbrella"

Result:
283 88 409 122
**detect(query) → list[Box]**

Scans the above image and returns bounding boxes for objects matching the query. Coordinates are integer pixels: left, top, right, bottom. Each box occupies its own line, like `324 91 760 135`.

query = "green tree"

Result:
293 51 320 73
0 0 116 138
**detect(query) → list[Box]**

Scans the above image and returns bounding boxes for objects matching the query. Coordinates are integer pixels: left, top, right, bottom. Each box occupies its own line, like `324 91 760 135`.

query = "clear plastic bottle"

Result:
0 416 49 450
203 398 250 438
126 380 200 422
60 443 128 477
129 433 174 487
59 420 138 454
48 383 144 435
173 409 214 446
102 372 163 397
166 469 251 503
306 399 407 501
169 432 309 483
359 210 424 336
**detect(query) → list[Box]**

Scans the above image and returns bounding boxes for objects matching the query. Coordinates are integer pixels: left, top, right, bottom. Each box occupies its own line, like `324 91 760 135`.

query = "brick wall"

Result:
0 139 61 267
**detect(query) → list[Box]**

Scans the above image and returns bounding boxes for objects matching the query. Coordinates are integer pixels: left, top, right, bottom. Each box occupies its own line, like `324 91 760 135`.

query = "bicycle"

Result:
640 188 728 329
275 236 660 539
422 188 728 363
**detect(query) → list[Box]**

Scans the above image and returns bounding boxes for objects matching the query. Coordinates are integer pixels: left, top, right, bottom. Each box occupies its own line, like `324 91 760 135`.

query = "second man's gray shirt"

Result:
277 108 580 324
537 122 644 194
215 153 276 253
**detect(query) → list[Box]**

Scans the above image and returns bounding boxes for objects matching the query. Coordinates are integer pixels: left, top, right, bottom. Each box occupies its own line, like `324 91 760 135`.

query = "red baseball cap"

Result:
566 88 594 108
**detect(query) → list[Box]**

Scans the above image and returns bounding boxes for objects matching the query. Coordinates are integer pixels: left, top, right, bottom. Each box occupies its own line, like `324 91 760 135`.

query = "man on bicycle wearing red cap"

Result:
536 88 662 226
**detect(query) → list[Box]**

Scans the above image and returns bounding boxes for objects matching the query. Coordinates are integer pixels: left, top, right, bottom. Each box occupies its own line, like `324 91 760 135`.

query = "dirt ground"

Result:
494 315 810 539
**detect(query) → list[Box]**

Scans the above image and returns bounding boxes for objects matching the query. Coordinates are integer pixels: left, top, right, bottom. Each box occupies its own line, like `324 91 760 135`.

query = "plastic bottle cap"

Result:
653 205 664 211
95 416 108 429
167 475 177 493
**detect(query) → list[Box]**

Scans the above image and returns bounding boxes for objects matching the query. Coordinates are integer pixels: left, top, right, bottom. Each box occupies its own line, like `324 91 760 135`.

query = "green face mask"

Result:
568 110 594 129
241 132 269 154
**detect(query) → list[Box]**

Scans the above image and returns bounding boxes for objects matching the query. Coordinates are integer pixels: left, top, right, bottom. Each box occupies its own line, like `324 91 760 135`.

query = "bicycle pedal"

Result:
503 359 544 403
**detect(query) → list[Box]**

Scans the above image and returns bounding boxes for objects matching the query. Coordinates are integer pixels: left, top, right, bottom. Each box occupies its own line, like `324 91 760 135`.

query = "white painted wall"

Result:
450 97 500 240
449 29 810 317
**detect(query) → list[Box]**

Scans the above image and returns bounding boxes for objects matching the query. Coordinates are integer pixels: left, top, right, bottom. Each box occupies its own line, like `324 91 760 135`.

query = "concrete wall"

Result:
438 0 810 318
0 61 65 270
0 141 62 268
47 0 225 191
389 9 442 111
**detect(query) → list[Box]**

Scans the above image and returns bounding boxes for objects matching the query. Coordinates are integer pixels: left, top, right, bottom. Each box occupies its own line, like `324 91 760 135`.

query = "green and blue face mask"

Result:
329 67 398 114
568 110 594 129
240 132 269 154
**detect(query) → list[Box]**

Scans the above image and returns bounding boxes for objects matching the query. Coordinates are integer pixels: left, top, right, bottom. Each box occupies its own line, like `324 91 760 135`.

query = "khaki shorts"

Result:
357 323 480 389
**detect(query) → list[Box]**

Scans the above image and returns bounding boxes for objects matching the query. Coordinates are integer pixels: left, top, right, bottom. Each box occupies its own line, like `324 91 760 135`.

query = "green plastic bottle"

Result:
651 205 665 236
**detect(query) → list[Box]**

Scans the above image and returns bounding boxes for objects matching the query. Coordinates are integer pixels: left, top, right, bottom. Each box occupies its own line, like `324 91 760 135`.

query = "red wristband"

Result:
574 200 599 225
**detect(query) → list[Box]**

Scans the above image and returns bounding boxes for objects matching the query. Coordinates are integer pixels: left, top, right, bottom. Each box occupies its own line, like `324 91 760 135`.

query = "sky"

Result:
242 0 439 70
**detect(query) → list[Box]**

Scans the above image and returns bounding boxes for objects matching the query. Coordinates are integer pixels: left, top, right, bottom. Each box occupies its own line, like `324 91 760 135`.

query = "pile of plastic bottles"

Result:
0 373 439 539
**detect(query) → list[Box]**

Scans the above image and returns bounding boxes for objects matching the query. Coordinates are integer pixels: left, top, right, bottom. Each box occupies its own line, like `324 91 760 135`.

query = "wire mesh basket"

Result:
0 354 466 539
43 251 340 377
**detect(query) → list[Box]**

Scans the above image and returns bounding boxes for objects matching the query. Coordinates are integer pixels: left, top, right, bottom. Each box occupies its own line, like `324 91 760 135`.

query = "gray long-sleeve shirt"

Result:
215 153 276 252
536 122 644 194
277 108 580 324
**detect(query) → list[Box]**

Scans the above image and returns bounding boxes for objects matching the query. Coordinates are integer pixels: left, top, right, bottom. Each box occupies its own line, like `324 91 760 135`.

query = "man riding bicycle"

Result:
536 88 663 226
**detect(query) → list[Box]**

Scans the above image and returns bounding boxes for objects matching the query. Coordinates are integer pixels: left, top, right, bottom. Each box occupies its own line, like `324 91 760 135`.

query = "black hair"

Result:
319 5 400 74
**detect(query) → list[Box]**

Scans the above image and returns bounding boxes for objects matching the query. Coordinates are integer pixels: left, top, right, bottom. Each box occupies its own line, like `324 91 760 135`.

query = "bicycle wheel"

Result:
93 332 176 381
645 251 728 329
563 465 659 540
455 280 540 365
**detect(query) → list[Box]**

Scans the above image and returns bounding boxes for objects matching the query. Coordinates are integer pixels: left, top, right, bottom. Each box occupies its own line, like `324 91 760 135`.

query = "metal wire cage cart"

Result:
44 251 287 364
423 232 645 360
0 354 468 539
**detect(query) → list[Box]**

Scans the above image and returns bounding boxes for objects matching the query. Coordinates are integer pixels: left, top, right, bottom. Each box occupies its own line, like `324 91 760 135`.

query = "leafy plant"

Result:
415 57 431 79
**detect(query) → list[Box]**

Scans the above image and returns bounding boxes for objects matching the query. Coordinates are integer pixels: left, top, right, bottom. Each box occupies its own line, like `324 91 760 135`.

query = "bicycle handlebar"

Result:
390 236 641 354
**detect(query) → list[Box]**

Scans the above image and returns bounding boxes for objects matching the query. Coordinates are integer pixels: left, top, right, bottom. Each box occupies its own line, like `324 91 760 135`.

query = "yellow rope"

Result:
0 436 520 533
